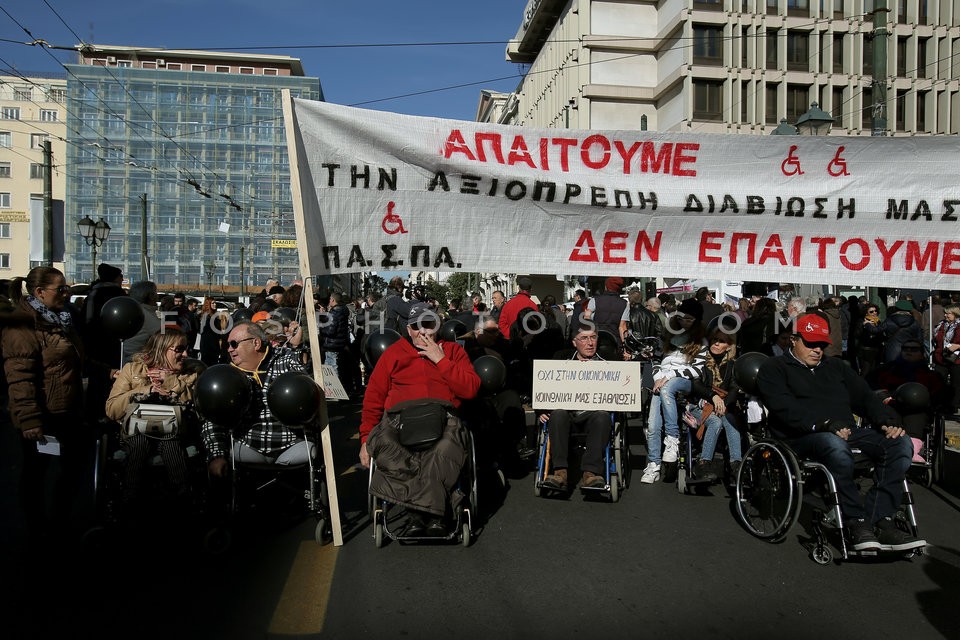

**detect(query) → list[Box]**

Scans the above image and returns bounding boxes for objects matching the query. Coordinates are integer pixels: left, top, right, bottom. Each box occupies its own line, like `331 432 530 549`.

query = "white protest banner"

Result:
532 360 643 412
285 98 960 290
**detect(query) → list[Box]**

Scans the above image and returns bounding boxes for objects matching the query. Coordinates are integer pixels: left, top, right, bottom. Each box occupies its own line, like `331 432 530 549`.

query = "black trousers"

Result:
547 410 610 475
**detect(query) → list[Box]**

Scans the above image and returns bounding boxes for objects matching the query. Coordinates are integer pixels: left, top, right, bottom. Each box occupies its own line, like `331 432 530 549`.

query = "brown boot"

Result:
542 468 568 490
581 471 605 489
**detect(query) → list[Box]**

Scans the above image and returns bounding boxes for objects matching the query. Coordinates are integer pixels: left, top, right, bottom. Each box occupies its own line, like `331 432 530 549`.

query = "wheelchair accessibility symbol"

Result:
827 146 849 177
781 145 804 176
381 201 408 235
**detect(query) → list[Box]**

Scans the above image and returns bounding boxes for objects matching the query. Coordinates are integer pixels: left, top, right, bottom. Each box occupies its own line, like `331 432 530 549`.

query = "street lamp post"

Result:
77 215 112 281
204 261 215 298
795 102 834 136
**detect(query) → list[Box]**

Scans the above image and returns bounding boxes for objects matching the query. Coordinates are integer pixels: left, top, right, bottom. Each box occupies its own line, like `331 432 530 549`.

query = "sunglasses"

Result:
799 337 830 350
410 320 437 331
227 337 256 349
44 285 70 294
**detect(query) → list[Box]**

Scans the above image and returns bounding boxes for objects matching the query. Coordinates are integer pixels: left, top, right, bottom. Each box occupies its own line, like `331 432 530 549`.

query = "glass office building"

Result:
64 46 322 291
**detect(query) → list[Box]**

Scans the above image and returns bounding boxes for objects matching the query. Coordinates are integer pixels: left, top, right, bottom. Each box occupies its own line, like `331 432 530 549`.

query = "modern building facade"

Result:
496 0 960 135
0 73 67 276
64 45 323 289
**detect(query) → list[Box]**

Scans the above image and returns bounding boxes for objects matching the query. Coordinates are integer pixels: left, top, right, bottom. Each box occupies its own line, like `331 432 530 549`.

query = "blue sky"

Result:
0 0 528 120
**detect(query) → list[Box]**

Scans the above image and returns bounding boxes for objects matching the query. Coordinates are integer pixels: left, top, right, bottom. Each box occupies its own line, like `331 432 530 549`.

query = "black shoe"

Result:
516 444 537 460
403 511 427 537
875 518 926 551
693 460 718 482
425 520 448 537
846 518 881 551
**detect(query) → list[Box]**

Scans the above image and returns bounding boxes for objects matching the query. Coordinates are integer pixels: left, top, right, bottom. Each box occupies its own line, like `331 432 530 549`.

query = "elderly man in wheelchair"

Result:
754 314 925 554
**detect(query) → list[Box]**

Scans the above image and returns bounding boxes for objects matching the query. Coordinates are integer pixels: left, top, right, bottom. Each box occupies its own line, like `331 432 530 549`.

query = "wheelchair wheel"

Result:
810 545 833 565
933 414 945 485
461 521 471 547
677 466 688 495
203 526 233 555
735 441 802 542
314 518 330 545
374 512 385 548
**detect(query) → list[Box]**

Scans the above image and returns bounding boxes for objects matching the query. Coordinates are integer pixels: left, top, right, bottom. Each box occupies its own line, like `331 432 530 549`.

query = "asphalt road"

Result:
4 400 960 639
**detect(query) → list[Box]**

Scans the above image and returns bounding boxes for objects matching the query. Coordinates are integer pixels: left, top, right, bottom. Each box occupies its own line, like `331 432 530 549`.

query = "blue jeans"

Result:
689 407 742 462
786 428 912 523
645 377 690 464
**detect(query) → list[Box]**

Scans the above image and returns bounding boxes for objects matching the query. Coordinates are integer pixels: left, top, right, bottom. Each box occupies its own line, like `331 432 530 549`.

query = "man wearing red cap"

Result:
755 313 924 554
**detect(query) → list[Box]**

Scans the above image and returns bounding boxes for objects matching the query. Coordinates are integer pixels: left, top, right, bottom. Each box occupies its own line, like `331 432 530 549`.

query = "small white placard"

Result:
320 364 349 401
532 359 643 412
37 435 61 456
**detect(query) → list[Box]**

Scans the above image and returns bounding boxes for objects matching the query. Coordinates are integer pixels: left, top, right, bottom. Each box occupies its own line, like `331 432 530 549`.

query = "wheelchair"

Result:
368 428 478 548
910 411 945 488
675 407 723 495
734 437 922 565
533 412 629 502
204 429 331 552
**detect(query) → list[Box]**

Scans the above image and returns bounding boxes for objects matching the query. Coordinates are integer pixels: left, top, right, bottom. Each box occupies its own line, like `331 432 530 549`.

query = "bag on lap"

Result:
123 403 182 439
388 400 450 451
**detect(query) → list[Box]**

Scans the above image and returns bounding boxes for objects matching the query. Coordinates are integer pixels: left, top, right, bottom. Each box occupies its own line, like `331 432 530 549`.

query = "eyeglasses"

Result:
227 337 256 349
799 337 830 350
574 335 599 343
43 285 70 294
169 345 188 354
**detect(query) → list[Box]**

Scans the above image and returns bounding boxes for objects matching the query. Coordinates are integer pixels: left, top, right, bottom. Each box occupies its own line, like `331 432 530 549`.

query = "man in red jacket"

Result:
359 301 481 536
498 275 538 339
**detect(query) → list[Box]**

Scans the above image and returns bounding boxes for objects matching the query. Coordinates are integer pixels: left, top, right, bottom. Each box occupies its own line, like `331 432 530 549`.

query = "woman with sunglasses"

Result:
856 304 885 377
106 327 200 501
3 267 84 537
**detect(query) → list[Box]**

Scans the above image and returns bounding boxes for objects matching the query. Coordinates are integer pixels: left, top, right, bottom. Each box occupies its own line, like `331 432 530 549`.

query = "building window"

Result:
787 0 808 16
693 80 724 121
897 37 907 76
239 67 254 75
0 253 9 269
832 34 844 73
917 91 928 131
693 0 722 10
0 222 9 238
40 109 59 122
863 37 874 75
30 133 48 149
786 32 809 71
741 27 749 67
694 26 723 66
833 87 845 125
165 63 181 70
191 64 206 72
766 29 778 70
741 83 750 121
895 89 906 131
0 132 9 147
1 107 20 120
897 0 907 23
14 87 30 101
215 65 230 73
117 59 132 68
918 0 928 24
142 61 157 69
0 193 10 208
263 68 279 76
767 0 778 14
918 38 928 78
30 163 45 179
0 162 9 178
47 88 66 103
786 84 809 123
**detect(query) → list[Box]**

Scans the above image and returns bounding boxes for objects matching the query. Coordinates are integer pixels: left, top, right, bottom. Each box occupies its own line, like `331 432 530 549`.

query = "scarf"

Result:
26 295 72 329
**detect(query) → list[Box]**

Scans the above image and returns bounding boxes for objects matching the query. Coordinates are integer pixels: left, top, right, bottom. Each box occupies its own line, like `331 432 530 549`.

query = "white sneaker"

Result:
640 462 660 484
662 435 680 463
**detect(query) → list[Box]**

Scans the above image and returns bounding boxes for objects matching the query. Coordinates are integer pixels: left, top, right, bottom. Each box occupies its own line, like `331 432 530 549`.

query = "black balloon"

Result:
100 295 145 340
267 372 323 425
273 307 298 324
597 330 621 361
195 364 252 425
473 355 506 394
364 328 402 369
440 319 467 343
894 382 930 415
734 352 768 395
233 308 254 323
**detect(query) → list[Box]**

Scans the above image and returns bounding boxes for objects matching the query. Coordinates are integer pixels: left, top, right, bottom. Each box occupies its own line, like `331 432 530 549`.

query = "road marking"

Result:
268 541 338 636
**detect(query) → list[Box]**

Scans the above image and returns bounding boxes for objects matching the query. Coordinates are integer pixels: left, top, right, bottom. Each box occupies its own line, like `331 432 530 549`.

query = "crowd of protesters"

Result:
2 263 958 545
